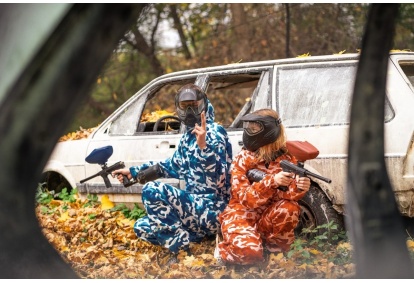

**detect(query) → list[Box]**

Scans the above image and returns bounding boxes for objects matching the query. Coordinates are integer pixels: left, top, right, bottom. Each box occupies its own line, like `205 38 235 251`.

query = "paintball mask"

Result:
175 86 207 128
241 113 282 152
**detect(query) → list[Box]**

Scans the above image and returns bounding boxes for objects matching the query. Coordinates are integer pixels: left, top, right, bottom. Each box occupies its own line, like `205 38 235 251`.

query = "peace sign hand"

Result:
191 111 207 149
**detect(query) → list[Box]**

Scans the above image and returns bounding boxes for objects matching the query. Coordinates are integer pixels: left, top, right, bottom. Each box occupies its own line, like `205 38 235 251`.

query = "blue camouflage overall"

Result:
129 100 232 253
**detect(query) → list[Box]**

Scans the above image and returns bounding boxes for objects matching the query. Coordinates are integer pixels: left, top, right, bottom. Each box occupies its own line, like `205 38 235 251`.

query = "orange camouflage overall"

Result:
218 149 307 265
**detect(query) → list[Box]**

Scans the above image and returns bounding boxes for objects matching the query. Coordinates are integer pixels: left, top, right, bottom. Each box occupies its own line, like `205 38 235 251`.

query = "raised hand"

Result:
191 111 207 149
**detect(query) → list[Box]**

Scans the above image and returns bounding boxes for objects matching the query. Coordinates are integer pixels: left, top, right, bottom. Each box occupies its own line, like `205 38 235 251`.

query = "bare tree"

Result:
123 5 164 76
347 3 414 278
230 3 252 62
284 4 291 58
169 4 192 59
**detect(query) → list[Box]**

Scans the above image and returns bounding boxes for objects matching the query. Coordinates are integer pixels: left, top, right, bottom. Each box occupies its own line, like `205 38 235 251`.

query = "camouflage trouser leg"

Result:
134 181 221 253
218 200 300 265
218 204 263 265
257 199 300 252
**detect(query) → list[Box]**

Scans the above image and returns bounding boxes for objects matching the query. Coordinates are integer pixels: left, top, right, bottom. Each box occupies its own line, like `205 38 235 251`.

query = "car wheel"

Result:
295 183 345 241
40 171 72 195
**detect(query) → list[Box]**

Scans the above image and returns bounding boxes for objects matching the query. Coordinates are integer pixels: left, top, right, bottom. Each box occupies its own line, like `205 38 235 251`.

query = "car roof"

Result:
156 52 414 80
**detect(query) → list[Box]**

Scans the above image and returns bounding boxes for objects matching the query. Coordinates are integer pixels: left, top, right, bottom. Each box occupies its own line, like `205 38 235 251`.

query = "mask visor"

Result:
243 121 264 135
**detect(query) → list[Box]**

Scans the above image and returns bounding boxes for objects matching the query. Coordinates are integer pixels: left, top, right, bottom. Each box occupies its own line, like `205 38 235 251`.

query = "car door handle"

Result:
157 141 176 149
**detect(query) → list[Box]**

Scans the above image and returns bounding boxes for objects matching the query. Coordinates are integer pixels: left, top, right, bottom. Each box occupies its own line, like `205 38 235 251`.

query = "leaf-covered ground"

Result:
35 192 361 279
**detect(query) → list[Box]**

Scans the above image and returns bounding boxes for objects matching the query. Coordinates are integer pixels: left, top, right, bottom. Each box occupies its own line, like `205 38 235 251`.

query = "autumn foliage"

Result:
52 112 414 278
35 189 362 279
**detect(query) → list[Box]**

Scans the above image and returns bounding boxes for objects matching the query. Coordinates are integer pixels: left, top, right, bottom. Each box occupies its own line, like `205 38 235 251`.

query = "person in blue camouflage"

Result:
112 83 233 254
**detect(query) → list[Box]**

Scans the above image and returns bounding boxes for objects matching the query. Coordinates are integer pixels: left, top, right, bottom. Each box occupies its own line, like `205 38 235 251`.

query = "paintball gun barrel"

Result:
247 160 331 192
280 160 332 183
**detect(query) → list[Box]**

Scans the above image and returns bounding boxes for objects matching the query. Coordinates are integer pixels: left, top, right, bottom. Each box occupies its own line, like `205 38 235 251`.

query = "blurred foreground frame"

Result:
0 2 413 280
347 3 414 278
0 3 147 278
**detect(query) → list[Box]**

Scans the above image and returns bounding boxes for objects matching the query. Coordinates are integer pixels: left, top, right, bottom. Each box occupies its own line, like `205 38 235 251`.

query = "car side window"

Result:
108 94 145 136
137 83 186 134
277 63 394 127
108 80 192 136
277 64 357 127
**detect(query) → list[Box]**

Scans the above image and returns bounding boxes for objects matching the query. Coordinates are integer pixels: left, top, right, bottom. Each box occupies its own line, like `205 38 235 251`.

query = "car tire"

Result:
41 172 72 195
295 183 345 241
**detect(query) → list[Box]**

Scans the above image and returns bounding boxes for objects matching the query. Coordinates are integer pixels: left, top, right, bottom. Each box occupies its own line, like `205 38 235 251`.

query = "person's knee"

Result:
279 200 301 216
141 181 160 200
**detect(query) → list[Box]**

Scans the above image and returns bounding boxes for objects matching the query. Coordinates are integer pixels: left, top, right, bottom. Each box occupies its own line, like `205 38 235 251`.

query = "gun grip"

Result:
122 175 137 188
278 185 288 192
103 175 112 188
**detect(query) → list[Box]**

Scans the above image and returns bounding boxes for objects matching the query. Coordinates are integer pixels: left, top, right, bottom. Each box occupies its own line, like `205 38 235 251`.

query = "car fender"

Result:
43 160 77 190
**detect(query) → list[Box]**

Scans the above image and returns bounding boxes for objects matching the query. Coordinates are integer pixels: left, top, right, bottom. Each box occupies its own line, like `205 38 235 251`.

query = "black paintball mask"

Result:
241 113 282 152
175 86 207 128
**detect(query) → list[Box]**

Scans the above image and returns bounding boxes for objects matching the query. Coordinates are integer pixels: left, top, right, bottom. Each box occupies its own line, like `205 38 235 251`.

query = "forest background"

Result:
68 3 414 133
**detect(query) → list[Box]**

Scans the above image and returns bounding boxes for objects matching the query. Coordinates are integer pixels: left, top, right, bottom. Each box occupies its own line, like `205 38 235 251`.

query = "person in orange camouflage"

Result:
215 108 311 265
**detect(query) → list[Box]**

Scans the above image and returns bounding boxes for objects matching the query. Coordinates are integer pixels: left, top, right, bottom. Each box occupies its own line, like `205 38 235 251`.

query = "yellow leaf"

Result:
297 52 311 58
58 211 70 222
407 239 414 249
101 195 114 210
141 110 176 122
337 242 352 251
182 255 205 267
50 199 63 207
269 252 284 261
310 249 320 255
116 218 135 228
334 50 346 55
61 246 70 252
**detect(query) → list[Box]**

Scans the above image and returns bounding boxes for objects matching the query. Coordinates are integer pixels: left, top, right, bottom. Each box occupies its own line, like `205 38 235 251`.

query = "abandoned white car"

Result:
42 52 414 234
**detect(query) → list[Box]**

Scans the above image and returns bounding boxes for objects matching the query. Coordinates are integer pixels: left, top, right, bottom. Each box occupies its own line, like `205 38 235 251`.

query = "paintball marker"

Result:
80 145 137 188
247 140 331 191
279 160 331 190
247 161 331 191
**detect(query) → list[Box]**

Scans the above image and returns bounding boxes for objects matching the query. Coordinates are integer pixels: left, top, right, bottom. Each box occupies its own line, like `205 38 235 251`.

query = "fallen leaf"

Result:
58 211 70 222
101 195 114 210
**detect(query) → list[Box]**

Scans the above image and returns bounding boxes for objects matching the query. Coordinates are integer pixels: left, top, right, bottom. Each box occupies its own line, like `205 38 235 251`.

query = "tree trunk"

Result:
284 4 291 58
170 4 192 59
126 26 164 76
0 3 146 278
347 3 414 278
230 3 251 62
